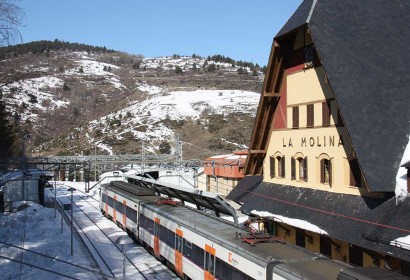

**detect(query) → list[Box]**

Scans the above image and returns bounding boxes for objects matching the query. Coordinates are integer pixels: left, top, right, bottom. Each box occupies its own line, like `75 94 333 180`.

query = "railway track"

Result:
0 241 108 279
57 186 178 280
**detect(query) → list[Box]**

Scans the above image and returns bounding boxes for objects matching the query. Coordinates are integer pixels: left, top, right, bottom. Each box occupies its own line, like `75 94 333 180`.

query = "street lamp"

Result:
67 187 76 256
115 236 133 280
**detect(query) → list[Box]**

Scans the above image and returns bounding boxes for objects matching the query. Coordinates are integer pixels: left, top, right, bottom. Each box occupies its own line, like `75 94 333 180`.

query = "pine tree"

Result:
0 92 17 161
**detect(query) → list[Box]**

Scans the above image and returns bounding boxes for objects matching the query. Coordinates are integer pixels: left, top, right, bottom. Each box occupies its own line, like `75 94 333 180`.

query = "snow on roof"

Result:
1 169 53 185
391 235 410 251
251 210 329 235
395 135 410 201
206 152 247 163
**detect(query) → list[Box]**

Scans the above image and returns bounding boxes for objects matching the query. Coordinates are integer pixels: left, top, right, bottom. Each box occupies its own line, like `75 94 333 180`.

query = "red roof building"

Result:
199 151 247 195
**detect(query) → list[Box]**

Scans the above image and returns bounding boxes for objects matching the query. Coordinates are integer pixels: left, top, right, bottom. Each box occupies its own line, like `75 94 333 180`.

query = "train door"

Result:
113 195 117 222
204 244 216 280
154 217 160 257
175 229 183 276
122 200 127 228
105 191 108 217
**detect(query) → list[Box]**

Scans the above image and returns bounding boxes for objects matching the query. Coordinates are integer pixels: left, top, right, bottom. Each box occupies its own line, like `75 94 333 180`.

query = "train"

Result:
99 180 407 280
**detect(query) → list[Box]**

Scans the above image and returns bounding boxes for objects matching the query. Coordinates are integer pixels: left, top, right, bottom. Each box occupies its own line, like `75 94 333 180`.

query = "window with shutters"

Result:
320 158 332 185
292 106 299 128
349 159 361 187
322 101 330 126
298 157 308 182
307 104 314 128
270 156 275 178
277 156 285 178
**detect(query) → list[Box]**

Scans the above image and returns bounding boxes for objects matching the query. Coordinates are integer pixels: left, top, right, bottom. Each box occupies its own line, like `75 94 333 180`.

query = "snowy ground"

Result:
0 181 177 280
0 200 98 279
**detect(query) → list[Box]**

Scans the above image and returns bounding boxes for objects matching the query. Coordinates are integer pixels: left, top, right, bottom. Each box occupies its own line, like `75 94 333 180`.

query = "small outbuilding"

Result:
0 169 53 212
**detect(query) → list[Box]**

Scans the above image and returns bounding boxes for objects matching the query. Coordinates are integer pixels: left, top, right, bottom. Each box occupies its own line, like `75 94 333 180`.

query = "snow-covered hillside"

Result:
86 88 260 155
0 47 263 158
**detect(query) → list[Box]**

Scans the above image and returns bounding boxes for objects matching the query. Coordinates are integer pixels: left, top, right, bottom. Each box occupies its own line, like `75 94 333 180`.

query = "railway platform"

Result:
54 184 178 280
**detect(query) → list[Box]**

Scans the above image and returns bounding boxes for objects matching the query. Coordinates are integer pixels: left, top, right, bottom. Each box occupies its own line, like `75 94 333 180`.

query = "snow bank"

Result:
251 210 329 235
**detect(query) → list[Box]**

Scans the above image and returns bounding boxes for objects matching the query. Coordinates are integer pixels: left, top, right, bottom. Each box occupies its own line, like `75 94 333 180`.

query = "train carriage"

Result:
99 181 408 280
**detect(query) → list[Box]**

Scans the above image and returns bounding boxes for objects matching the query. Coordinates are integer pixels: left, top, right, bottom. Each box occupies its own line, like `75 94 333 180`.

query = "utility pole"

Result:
94 145 97 181
141 140 145 173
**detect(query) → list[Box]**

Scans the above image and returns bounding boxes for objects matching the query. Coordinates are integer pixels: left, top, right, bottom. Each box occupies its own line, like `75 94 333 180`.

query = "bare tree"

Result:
0 0 25 46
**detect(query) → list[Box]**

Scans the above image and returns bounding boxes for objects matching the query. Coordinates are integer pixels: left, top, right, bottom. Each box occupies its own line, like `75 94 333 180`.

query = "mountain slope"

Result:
0 41 263 159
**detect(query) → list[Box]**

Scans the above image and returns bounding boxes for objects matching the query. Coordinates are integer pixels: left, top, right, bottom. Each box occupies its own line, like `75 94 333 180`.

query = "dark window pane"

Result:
307 104 314 127
322 101 330 126
293 106 299 128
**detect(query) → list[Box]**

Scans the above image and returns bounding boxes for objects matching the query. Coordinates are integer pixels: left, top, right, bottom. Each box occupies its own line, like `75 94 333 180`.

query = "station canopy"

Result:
125 174 239 224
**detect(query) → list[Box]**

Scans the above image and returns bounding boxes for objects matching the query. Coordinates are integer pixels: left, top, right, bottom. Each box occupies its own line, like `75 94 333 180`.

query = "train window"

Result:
107 196 114 207
159 225 175 248
183 241 204 268
140 214 154 234
127 206 137 223
147 218 154 234
205 252 215 275
116 201 123 213
232 267 254 280
101 193 106 203
154 221 159 237
214 257 252 280
176 235 183 252
140 214 147 228
215 258 223 279
183 240 192 258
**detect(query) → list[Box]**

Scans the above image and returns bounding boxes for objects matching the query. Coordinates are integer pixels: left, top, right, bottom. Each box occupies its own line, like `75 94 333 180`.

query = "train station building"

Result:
227 0 410 276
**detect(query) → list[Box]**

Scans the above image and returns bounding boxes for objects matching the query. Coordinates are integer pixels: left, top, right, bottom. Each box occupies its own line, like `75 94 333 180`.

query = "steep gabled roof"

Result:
276 0 315 38
276 0 410 192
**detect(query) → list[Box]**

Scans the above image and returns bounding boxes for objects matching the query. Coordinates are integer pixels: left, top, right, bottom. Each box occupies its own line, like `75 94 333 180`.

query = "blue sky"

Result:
19 0 302 66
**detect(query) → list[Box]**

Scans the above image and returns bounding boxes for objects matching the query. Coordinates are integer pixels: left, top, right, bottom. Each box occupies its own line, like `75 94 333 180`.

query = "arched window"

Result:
320 158 332 185
277 156 285 178
272 152 285 179
291 153 307 182
269 156 275 178
298 157 308 182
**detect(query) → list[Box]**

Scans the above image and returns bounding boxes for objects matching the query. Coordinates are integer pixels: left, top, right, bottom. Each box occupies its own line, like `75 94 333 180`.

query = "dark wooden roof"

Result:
226 175 262 202
274 0 410 192
235 179 410 262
